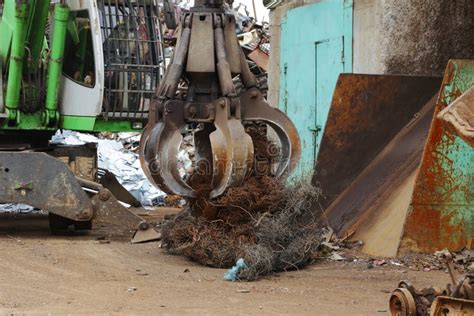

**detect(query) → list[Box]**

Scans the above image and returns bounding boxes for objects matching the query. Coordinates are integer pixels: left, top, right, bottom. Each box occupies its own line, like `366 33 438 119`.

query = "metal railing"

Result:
98 0 166 120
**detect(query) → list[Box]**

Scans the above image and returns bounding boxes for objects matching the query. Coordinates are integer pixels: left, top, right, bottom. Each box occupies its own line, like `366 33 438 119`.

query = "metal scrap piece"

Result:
437 85 474 147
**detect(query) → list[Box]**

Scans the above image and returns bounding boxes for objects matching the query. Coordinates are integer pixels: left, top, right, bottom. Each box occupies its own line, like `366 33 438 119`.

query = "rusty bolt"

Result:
99 190 111 201
250 91 258 98
80 209 92 219
138 221 150 231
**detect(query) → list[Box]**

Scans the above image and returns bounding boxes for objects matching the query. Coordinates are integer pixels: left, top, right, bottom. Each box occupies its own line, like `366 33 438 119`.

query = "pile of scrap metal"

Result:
390 252 474 315
235 11 270 70
236 20 269 96
161 0 269 95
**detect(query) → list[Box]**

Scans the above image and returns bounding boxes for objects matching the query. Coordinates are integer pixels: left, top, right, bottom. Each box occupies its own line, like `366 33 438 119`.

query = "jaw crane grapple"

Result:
140 0 301 199
0 0 299 237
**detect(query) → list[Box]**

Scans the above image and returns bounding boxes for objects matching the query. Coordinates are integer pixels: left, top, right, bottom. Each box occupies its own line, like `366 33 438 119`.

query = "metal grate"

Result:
98 0 166 121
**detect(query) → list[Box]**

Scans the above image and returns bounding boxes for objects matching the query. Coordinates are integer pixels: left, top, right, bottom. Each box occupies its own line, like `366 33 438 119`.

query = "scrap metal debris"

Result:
437 84 474 147
0 204 38 213
389 251 474 316
161 175 345 281
50 130 169 207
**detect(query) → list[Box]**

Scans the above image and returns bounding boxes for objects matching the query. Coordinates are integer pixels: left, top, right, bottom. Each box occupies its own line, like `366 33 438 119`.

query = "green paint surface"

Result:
0 0 15 63
0 2 143 134
403 60 474 252
1 113 54 130
280 0 353 178
61 116 143 132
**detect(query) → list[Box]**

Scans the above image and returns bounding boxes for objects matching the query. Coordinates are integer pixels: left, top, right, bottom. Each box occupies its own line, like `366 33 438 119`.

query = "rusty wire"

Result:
161 177 325 280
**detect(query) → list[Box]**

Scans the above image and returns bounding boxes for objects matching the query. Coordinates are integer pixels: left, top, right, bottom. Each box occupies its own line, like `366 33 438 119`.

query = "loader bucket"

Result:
315 60 474 256
0 150 159 243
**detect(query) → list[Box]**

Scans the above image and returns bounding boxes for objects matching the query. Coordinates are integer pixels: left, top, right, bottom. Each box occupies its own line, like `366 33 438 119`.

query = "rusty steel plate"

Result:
401 60 474 253
430 296 474 316
323 94 438 256
313 74 441 213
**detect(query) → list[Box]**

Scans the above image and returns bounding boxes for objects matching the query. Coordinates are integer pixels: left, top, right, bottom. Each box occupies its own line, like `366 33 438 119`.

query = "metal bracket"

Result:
184 102 215 122
77 177 161 243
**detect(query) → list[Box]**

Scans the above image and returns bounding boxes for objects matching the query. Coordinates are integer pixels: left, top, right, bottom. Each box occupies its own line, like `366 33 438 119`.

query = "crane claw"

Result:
139 10 300 200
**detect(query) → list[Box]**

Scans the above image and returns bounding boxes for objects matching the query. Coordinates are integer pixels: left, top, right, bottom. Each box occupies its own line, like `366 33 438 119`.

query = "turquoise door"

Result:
280 0 353 178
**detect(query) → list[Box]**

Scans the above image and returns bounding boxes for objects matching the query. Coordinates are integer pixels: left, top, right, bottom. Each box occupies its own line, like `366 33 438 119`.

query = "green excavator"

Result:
0 0 167 240
0 0 301 236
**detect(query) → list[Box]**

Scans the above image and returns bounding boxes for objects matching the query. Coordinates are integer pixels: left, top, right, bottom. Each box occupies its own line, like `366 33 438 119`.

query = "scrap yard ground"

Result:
0 229 449 315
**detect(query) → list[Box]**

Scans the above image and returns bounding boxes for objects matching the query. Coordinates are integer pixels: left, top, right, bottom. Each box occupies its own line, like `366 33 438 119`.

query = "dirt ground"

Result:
0 219 452 316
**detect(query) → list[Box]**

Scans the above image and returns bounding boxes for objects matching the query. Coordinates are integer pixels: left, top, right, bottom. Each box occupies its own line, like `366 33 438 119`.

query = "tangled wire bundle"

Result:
161 176 326 280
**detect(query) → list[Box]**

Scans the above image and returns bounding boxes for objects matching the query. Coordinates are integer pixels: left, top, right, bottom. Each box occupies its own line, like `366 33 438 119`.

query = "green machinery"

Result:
0 0 165 133
0 0 164 240
0 0 300 234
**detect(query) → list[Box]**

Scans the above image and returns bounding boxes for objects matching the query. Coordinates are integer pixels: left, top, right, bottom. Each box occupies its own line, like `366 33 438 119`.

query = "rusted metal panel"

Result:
326 96 437 257
401 60 474 253
247 48 269 71
437 85 474 147
431 297 474 316
313 74 441 212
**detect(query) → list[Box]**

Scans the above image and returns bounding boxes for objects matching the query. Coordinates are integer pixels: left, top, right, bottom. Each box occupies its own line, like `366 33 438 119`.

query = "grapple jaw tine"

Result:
139 124 154 183
140 9 301 201
140 90 300 199
140 102 197 198
209 99 254 198
240 88 301 177
192 124 215 190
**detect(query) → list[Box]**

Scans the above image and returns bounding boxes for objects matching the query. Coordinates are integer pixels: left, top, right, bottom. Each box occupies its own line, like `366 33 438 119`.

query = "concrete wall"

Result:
268 0 474 106
378 0 474 76
352 0 383 73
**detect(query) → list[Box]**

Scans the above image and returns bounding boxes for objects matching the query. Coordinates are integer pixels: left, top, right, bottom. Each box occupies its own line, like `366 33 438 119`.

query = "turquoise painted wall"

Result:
279 0 353 178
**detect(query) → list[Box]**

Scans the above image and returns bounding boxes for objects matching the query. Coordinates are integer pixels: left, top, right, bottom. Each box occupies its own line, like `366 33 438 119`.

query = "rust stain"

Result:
403 207 441 250
403 60 474 253
314 74 441 213
403 206 468 252
412 84 462 204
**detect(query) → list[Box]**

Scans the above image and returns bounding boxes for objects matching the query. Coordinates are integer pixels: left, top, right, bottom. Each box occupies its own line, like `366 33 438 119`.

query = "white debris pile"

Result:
0 203 39 213
178 134 194 178
50 130 187 207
